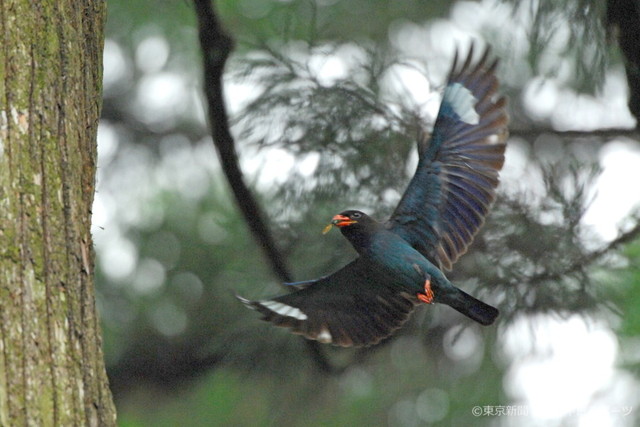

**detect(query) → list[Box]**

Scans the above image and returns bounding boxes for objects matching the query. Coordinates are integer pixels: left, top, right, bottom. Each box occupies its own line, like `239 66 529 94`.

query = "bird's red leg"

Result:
417 278 434 304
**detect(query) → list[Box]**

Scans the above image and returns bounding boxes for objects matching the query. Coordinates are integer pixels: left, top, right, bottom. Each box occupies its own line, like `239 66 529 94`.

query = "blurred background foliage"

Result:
96 0 640 425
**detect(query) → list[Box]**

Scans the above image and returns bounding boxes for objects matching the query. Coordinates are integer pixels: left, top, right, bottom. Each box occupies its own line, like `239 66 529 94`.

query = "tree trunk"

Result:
0 1 116 425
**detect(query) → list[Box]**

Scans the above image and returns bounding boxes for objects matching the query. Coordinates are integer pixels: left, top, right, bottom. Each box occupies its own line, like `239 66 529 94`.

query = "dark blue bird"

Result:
238 45 509 347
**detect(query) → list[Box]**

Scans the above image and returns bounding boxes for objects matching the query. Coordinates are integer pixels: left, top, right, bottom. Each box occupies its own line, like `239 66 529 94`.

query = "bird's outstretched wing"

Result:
388 44 508 270
238 258 418 347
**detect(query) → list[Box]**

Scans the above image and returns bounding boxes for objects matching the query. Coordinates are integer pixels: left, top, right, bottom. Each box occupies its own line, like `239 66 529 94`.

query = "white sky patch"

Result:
90 193 111 244
427 20 480 64
499 139 548 204
306 43 370 86
522 77 560 121
99 233 138 282
522 68 636 132
441 325 485 375
103 39 129 90
135 35 170 74
450 0 494 31
584 140 640 241
502 315 632 422
135 72 189 129
223 77 263 116
552 91 632 132
381 63 432 114
296 152 320 177
92 123 120 239
241 146 296 190
308 52 348 86
157 137 213 201
96 121 119 166
382 187 402 206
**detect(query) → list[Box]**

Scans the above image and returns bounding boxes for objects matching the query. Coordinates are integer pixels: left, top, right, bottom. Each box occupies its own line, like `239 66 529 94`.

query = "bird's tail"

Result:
444 288 498 326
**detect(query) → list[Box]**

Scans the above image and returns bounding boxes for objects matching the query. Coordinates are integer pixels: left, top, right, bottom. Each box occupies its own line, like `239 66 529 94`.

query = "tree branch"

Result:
510 127 640 141
607 0 640 128
192 0 344 374
192 0 292 283
524 218 640 288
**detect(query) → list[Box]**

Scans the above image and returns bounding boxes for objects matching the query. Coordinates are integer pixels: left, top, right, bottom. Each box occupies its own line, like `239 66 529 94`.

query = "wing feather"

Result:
388 44 508 270
238 258 418 347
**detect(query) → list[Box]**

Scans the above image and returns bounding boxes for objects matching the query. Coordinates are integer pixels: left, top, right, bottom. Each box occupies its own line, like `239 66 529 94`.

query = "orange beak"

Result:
331 214 357 227
322 214 357 234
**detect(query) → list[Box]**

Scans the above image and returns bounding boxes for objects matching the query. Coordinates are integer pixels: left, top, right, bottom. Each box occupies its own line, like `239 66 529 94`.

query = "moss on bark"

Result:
0 1 116 425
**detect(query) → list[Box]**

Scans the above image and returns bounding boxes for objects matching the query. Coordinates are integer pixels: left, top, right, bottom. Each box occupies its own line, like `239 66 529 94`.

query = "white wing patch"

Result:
259 300 308 321
317 327 332 344
444 82 479 125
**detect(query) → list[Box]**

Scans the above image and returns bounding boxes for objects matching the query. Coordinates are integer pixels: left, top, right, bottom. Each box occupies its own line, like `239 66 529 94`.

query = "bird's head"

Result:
323 210 366 232
323 210 380 252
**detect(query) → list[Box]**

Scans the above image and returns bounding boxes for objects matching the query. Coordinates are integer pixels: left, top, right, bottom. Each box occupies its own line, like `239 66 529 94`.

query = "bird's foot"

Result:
417 278 434 304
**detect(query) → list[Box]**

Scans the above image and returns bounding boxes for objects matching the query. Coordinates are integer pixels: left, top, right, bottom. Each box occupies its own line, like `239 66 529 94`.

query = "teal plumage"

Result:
238 45 508 347
389 46 507 271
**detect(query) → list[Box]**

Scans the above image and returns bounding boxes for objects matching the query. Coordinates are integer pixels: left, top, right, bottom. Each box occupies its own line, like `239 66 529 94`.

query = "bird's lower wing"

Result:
238 258 418 347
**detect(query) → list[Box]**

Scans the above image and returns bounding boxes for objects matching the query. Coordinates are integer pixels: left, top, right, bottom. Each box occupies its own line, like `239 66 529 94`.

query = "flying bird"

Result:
238 44 509 347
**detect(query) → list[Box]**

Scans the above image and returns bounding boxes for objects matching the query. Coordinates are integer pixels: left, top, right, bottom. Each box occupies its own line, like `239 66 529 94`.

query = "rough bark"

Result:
0 1 116 426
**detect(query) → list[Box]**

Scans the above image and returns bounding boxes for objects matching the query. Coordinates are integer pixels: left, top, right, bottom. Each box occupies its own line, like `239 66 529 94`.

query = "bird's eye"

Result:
352 212 362 219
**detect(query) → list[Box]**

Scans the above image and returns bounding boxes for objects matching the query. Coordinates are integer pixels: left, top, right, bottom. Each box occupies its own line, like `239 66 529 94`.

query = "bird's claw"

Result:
417 278 434 304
